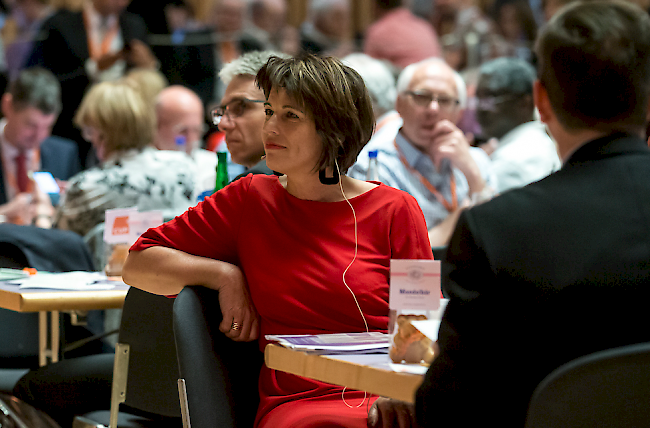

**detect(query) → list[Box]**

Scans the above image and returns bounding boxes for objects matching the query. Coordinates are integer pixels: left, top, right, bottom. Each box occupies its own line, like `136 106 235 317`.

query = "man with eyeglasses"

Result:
213 50 289 181
154 85 218 196
349 57 496 246
475 57 560 193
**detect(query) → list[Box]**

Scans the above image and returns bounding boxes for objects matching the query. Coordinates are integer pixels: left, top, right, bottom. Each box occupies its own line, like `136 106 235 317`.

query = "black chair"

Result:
73 287 182 428
173 286 263 428
524 342 650 428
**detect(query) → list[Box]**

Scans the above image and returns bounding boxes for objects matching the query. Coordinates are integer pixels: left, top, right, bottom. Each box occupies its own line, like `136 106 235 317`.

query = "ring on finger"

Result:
231 321 241 331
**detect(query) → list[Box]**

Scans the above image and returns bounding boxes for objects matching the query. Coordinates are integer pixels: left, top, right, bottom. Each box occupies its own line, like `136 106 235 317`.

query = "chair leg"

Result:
178 379 191 428
109 343 130 428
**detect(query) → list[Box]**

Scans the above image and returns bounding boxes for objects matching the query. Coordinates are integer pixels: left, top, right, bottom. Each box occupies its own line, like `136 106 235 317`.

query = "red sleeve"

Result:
129 174 253 264
390 191 434 261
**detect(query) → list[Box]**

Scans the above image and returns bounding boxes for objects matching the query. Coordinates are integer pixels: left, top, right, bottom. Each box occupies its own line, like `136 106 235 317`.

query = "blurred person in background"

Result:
26 0 159 168
3 0 53 81
122 66 169 108
0 67 80 227
342 53 401 137
364 0 441 71
349 57 497 246
55 81 195 238
154 85 217 195
492 0 538 62
475 57 559 192
430 0 508 71
208 0 265 102
300 0 354 58
249 0 299 54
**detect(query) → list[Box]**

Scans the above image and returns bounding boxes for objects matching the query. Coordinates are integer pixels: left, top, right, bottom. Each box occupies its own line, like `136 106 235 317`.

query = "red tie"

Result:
15 152 29 193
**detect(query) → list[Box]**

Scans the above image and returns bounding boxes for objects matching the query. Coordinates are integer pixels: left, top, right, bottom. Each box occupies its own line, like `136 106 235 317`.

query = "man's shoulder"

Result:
41 136 78 153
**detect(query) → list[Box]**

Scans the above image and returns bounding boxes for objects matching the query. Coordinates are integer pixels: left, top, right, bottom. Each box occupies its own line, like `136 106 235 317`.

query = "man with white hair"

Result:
349 57 496 245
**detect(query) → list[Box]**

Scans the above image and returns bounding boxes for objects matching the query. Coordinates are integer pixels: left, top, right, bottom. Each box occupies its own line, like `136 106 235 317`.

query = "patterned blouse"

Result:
55 147 197 237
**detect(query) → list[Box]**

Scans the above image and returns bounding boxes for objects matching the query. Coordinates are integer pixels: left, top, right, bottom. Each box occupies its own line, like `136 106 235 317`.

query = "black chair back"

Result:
525 342 650 428
173 286 263 428
118 287 181 418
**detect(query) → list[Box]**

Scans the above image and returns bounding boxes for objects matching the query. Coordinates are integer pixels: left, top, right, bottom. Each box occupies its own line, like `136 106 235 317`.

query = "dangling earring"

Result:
319 167 340 185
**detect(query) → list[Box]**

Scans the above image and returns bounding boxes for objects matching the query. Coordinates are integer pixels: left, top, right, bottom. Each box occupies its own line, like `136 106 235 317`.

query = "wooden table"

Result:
0 280 130 366
264 344 426 403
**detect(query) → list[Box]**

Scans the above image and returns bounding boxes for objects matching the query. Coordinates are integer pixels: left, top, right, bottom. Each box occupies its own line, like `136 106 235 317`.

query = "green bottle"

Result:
214 152 229 193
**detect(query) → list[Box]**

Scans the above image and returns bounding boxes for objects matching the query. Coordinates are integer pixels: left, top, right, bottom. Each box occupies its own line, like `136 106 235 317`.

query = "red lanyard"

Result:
393 140 458 212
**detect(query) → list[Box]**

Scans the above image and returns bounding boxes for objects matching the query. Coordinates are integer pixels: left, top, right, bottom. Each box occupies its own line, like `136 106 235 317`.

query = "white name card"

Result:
389 259 441 311
104 208 163 245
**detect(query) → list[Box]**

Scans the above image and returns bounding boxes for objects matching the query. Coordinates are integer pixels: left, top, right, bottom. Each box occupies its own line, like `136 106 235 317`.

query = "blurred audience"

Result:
0 67 80 227
364 0 441 71
26 0 158 168
55 81 196 237
249 0 299 54
475 57 559 192
154 85 216 195
430 0 508 71
349 57 496 246
342 53 400 137
122 66 169 108
2 0 53 81
148 0 216 106
492 0 537 61
300 0 354 57
208 0 265 102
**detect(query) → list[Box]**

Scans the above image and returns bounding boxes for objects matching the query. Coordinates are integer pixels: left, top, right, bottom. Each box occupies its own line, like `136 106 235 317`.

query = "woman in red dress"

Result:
123 54 433 427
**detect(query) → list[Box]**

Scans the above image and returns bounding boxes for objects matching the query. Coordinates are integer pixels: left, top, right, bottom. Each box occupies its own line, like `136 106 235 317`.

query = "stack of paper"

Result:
265 332 390 355
5 271 123 290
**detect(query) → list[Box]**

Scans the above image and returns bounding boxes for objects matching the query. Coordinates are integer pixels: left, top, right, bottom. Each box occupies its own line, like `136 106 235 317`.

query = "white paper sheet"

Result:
9 271 120 290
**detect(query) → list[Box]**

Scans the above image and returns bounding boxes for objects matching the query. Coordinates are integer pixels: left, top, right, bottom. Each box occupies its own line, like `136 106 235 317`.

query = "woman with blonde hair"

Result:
55 80 196 237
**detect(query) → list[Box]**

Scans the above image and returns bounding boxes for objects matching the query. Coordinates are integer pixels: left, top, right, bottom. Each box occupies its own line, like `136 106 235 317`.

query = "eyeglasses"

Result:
405 91 460 111
475 94 523 112
211 98 265 127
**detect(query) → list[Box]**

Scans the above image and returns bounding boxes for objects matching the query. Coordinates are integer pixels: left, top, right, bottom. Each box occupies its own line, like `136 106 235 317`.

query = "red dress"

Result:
132 175 433 427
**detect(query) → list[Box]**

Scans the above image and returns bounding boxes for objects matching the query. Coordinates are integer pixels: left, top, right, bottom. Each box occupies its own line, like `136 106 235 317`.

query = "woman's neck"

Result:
281 174 377 202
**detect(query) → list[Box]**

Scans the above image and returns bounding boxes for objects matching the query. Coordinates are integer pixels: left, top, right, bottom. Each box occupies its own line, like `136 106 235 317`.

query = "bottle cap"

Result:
369 150 378 158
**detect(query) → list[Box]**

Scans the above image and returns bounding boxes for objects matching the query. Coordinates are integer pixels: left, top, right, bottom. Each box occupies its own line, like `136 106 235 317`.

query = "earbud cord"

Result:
335 160 369 409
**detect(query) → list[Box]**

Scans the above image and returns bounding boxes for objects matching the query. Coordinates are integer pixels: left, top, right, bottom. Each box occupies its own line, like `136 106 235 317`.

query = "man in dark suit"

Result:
0 67 80 227
26 0 158 167
411 2 650 427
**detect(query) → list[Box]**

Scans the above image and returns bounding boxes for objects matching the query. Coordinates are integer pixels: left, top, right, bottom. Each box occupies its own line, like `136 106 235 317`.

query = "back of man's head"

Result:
479 57 535 97
219 50 290 84
8 67 61 115
536 0 650 134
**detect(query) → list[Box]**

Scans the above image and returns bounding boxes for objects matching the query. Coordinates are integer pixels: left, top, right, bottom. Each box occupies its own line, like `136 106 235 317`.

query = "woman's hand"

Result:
367 397 420 428
217 263 259 342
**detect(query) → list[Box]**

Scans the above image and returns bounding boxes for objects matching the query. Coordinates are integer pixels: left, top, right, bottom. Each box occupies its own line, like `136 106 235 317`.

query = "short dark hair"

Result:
479 57 536 95
8 67 61 115
256 54 375 173
535 0 650 133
